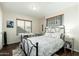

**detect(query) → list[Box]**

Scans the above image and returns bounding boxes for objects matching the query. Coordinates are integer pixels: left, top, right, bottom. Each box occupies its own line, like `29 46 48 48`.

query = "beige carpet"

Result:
12 47 25 56
12 47 59 56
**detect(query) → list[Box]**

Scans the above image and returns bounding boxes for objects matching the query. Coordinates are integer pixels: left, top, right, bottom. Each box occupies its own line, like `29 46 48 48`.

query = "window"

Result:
25 21 31 33
46 15 64 27
16 19 32 34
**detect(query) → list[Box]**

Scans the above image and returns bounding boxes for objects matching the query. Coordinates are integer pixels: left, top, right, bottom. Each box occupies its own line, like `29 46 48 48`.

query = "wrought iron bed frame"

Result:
20 35 38 56
20 25 65 56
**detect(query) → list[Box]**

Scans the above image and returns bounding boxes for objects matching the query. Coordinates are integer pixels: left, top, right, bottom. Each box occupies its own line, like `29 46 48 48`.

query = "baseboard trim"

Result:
7 40 20 45
3 42 20 46
74 49 79 52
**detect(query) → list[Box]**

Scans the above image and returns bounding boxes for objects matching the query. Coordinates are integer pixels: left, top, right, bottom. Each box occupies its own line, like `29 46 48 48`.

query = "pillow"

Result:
44 32 61 39
55 28 60 32
51 33 61 38
55 27 64 34
60 29 64 33
46 28 51 33
46 28 55 33
50 28 55 33
44 33 52 37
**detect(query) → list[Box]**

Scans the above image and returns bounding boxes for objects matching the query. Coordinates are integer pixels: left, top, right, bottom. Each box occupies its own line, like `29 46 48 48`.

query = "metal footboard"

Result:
21 35 38 56
36 42 38 56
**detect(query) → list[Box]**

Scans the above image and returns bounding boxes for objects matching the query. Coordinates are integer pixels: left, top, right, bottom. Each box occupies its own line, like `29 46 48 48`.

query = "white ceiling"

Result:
1 2 77 19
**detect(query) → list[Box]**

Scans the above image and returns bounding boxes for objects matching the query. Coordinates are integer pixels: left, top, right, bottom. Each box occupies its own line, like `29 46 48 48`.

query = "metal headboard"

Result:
56 25 65 41
45 25 65 33
45 25 65 41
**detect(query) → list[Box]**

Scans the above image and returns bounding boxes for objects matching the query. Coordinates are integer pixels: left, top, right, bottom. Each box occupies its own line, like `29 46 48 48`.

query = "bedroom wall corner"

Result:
64 5 79 52
0 4 3 49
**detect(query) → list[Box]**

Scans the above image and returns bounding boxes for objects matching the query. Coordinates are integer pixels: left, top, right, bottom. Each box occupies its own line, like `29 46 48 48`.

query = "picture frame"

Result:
7 20 14 28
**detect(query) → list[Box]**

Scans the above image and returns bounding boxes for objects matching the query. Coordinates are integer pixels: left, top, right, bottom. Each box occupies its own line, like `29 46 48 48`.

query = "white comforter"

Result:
22 35 64 56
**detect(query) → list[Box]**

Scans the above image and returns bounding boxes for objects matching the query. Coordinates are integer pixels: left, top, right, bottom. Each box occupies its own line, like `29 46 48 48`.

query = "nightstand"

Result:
64 36 74 55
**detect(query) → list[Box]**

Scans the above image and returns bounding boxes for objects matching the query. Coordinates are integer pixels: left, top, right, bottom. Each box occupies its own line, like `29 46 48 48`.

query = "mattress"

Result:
22 35 64 56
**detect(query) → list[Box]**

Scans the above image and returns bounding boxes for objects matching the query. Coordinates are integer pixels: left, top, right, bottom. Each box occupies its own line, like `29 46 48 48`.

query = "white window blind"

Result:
17 19 32 34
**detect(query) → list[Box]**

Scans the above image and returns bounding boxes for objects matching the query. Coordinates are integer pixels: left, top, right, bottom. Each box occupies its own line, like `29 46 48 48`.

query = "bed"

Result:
20 26 65 56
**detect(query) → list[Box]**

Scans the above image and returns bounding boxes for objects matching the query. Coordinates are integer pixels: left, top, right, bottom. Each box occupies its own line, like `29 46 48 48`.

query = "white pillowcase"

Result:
51 33 61 38
50 28 55 33
46 28 51 33
44 33 61 39
44 33 52 37
55 28 64 34
55 28 60 32
46 28 55 33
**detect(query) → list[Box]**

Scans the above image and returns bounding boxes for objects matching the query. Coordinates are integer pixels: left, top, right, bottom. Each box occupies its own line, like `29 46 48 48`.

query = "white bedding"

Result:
22 35 64 56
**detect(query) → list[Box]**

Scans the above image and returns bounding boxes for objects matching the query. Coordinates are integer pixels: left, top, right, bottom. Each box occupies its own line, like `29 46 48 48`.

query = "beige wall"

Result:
3 11 42 44
45 5 79 52
38 17 46 33
64 5 79 52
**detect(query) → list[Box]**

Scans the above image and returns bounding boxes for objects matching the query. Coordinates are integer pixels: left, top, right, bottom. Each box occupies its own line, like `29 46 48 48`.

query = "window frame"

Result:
46 14 64 27
16 19 32 35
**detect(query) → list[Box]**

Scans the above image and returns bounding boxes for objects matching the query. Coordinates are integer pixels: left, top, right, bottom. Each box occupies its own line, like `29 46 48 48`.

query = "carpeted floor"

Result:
0 43 79 56
12 47 59 56
12 47 25 56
